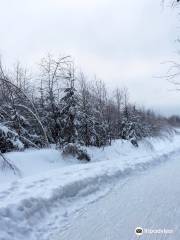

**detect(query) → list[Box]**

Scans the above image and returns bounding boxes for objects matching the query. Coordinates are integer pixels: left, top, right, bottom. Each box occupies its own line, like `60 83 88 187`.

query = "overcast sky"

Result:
0 0 180 116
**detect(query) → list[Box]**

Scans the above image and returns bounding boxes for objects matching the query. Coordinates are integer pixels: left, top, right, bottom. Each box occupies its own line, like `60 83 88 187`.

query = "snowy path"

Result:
55 153 180 240
1 134 180 240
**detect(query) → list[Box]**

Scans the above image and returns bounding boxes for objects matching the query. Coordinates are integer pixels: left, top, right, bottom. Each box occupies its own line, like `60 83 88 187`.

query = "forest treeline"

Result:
0 54 179 153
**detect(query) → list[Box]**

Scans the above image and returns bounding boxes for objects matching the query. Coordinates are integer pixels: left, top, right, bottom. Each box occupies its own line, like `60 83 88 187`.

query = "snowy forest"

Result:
2 1 180 239
0 54 179 157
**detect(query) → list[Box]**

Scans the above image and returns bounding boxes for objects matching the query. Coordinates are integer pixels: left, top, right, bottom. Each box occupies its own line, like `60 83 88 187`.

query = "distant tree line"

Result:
0 54 177 153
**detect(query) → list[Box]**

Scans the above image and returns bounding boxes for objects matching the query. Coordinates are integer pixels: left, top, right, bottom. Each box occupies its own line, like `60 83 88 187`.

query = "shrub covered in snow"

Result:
0 124 24 153
62 143 91 161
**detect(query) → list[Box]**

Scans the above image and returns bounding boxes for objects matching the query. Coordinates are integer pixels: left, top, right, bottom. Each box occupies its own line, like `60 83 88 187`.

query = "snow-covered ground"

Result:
1 132 180 240
57 151 180 240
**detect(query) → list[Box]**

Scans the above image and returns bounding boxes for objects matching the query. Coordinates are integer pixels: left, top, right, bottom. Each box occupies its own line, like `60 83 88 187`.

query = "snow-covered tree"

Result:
0 123 24 153
59 64 79 145
0 55 174 153
77 75 98 146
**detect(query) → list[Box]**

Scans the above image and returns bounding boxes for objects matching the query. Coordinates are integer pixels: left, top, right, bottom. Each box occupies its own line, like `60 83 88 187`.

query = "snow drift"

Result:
0 132 180 240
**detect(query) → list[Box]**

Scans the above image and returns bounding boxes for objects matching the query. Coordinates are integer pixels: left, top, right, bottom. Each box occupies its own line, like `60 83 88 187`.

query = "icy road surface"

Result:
56 154 180 240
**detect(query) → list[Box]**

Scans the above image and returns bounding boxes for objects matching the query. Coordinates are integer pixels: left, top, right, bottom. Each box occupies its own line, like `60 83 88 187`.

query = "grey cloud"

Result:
0 0 180 116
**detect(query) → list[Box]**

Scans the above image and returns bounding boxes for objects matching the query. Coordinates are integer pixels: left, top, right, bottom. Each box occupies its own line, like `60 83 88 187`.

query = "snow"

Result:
57 154 180 240
1 148 78 182
0 132 180 240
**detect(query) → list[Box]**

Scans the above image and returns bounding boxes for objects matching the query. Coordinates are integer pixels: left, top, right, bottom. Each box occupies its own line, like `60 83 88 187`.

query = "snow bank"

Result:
0 148 79 183
0 132 180 240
